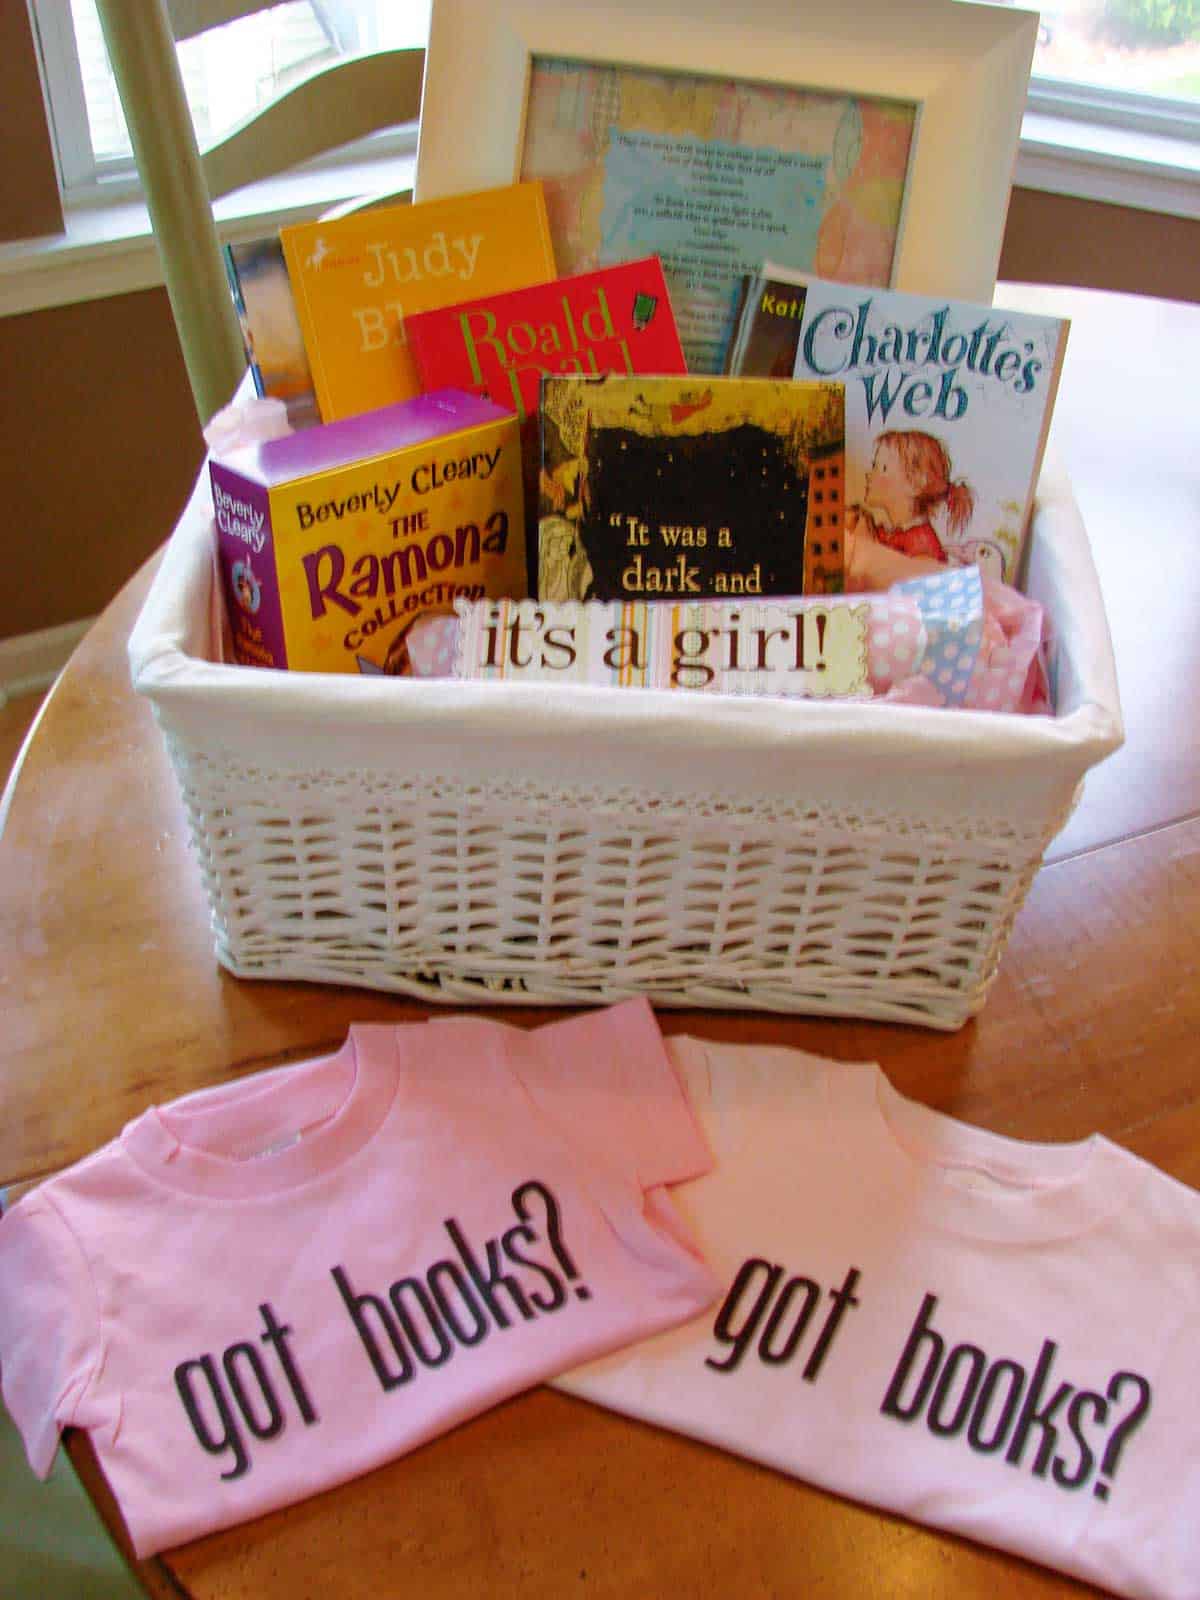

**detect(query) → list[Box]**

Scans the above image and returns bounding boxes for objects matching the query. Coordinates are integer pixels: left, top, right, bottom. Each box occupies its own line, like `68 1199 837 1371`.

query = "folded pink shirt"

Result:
0 1001 717 1556
557 1039 1200 1600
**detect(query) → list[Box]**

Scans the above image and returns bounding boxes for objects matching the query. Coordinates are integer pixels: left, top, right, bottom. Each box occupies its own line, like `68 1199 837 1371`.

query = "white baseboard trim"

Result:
0 619 94 704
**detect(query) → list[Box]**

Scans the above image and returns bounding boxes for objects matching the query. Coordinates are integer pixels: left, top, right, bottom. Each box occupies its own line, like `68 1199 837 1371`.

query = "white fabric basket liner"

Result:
129 451 1122 1029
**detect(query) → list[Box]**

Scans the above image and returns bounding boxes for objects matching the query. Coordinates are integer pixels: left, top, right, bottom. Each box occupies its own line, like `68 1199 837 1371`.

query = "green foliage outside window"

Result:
1102 0 1200 46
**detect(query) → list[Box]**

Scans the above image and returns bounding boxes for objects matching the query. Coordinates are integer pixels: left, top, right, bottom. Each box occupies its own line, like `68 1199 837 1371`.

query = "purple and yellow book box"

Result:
209 389 524 675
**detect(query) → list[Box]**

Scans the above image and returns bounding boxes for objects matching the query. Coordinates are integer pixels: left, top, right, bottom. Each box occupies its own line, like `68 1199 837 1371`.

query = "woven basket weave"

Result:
130 454 1122 1030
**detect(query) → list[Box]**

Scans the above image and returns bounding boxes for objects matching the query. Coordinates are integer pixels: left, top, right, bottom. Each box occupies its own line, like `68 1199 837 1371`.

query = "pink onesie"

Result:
0 1002 716 1555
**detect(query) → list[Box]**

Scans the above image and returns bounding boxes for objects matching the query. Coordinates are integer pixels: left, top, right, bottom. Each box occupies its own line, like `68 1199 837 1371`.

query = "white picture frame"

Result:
415 0 1037 313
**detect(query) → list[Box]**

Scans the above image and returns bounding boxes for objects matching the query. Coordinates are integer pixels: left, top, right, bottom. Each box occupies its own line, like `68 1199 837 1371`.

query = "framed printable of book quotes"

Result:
415 0 1038 374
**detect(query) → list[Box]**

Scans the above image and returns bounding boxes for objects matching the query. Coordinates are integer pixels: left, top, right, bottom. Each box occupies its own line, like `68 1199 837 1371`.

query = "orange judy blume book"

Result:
280 182 557 422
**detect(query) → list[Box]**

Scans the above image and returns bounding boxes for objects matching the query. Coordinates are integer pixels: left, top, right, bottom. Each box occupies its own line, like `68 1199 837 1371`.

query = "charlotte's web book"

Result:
279 182 557 423
538 374 845 603
729 265 1068 584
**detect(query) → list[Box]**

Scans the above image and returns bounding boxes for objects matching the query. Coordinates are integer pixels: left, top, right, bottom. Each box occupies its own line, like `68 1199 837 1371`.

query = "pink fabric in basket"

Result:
878 576 1049 713
966 576 1051 714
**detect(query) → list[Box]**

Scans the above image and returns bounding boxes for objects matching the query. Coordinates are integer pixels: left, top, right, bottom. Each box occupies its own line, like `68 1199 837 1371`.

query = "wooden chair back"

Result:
94 0 423 422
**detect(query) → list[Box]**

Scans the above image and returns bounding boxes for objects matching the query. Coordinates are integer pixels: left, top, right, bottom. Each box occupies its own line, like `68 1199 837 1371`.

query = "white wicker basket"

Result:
129 452 1122 1030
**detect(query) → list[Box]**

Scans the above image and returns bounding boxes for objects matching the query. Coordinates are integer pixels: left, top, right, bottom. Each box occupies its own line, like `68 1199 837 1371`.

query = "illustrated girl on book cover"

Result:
847 429 999 590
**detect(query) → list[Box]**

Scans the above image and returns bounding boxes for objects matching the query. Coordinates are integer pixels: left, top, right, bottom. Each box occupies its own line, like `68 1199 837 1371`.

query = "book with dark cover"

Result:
722 272 809 380
537 374 846 603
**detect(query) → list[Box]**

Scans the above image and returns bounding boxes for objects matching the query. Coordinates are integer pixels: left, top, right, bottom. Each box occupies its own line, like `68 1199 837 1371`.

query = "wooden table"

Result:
2 283 1198 1599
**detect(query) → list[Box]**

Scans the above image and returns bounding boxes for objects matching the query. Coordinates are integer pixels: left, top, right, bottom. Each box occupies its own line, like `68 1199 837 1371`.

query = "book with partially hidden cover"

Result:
224 238 320 430
279 182 558 423
404 257 687 421
722 271 811 381
726 265 1069 584
537 374 846 604
405 256 687 587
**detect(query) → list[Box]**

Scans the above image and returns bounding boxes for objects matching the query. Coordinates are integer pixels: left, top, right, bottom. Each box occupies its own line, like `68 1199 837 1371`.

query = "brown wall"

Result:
0 1 62 244
0 291 204 639
999 187 1200 302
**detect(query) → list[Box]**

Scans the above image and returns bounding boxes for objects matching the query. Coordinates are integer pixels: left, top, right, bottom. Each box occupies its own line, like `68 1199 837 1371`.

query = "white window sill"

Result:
0 116 1194 320
0 143 417 319
1015 111 1200 219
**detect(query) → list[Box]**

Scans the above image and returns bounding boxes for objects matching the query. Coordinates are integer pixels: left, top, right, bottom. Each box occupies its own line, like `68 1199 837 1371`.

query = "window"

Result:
955 0 1200 137
965 0 1199 215
19 0 1200 247
32 0 430 197
1027 0 1200 122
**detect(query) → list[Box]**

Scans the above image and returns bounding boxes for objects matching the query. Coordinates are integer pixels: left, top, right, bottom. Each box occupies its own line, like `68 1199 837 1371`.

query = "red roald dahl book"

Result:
404 256 687 420
405 255 687 585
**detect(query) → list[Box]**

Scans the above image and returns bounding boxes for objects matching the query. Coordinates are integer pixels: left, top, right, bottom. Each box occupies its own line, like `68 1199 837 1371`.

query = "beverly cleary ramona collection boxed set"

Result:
211 390 523 674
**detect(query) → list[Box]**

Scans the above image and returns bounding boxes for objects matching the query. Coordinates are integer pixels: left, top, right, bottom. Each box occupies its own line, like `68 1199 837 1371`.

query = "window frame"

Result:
27 0 423 203
1029 76 1200 144
29 0 1200 209
29 0 98 194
